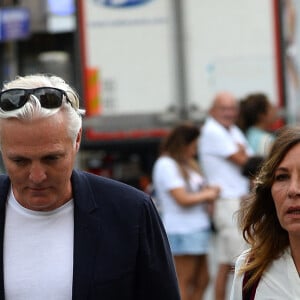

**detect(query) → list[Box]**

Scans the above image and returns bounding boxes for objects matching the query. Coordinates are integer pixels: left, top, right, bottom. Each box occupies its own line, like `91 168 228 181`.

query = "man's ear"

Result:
75 128 82 152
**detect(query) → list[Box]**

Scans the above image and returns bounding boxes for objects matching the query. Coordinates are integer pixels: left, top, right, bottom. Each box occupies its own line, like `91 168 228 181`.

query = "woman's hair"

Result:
241 155 264 179
159 121 200 178
237 93 271 132
0 74 85 145
238 125 300 289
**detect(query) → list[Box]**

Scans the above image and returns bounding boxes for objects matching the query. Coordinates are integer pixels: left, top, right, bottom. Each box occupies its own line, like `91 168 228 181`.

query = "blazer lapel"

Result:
0 176 11 300
71 170 100 300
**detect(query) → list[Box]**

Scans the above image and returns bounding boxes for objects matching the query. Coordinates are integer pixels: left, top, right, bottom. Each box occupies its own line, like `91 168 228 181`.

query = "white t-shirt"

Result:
199 117 253 198
4 189 74 300
230 248 300 299
152 156 210 234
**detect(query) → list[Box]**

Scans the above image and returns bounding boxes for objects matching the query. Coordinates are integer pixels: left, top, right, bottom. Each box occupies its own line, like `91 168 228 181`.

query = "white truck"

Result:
77 0 284 189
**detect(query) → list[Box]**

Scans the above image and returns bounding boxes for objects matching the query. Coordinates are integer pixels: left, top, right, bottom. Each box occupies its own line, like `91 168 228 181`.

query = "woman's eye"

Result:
274 173 289 181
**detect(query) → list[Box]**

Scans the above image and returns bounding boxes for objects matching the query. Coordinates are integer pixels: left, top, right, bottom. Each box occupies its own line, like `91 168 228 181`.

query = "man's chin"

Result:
18 196 56 211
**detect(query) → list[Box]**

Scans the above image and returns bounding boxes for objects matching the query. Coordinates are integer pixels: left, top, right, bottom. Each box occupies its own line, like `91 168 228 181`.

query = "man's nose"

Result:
29 163 47 183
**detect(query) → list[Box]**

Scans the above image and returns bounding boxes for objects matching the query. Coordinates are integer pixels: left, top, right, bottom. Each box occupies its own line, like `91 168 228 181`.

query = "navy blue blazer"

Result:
0 170 180 299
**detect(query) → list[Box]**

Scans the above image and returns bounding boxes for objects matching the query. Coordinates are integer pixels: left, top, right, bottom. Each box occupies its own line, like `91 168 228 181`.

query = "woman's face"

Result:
271 143 300 238
185 139 198 159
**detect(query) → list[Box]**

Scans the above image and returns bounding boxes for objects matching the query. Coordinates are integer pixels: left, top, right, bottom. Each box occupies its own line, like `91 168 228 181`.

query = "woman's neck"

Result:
289 236 300 274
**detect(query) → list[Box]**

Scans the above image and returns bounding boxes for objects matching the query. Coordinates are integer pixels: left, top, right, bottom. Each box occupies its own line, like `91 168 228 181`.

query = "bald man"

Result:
198 91 253 300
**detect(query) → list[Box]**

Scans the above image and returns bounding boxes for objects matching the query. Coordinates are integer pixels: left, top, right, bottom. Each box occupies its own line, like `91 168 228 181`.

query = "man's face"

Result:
0 112 81 211
211 94 238 129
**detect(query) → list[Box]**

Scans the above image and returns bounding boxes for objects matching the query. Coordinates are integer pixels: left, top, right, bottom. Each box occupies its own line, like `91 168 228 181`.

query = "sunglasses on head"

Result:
0 87 72 111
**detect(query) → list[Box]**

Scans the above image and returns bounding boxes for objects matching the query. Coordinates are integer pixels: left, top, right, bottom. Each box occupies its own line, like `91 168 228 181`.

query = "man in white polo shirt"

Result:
198 91 253 300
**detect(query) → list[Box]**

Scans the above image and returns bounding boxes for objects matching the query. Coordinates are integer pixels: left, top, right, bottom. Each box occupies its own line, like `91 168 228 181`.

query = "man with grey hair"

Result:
0 74 180 300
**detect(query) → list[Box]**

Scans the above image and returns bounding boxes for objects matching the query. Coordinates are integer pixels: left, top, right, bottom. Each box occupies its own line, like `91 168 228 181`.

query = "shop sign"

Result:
0 7 30 42
94 0 153 8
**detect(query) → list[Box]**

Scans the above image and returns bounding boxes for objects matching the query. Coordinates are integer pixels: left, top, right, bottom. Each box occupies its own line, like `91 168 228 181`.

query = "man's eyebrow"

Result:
7 151 64 159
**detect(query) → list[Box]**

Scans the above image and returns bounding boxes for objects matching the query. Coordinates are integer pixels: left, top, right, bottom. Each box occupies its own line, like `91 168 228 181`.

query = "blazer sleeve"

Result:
134 196 181 300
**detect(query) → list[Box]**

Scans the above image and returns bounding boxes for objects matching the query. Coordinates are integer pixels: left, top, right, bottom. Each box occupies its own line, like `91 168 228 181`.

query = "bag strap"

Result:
242 270 260 300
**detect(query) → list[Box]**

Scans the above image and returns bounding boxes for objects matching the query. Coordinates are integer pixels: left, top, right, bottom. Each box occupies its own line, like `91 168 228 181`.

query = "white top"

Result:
230 248 300 300
199 117 253 198
152 156 210 234
4 189 74 300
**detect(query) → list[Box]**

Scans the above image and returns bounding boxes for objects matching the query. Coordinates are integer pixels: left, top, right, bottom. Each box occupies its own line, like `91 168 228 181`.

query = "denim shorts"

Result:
167 228 211 255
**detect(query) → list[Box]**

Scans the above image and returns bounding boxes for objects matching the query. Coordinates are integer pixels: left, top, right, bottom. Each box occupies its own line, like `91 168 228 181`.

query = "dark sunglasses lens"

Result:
35 88 63 108
0 90 28 111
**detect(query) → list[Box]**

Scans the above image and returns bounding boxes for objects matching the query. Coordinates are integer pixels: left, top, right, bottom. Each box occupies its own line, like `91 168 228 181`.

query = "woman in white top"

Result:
230 126 300 299
152 122 220 300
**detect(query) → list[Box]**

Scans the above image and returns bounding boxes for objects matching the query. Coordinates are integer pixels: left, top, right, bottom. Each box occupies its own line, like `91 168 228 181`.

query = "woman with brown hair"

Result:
152 122 220 300
230 125 300 299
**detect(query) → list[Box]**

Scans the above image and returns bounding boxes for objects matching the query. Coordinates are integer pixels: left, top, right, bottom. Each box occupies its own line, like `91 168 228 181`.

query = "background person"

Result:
241 155 265 190
198 91 253 300
0 74 180 300
152 122 220 300
237 92 277 156
230 125 300 299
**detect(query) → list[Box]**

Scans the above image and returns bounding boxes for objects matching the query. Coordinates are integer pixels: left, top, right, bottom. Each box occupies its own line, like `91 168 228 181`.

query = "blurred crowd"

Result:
151 90 278 300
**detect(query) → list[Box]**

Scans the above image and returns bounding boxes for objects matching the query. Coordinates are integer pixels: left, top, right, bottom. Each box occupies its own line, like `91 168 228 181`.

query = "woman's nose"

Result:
287 177 300 199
